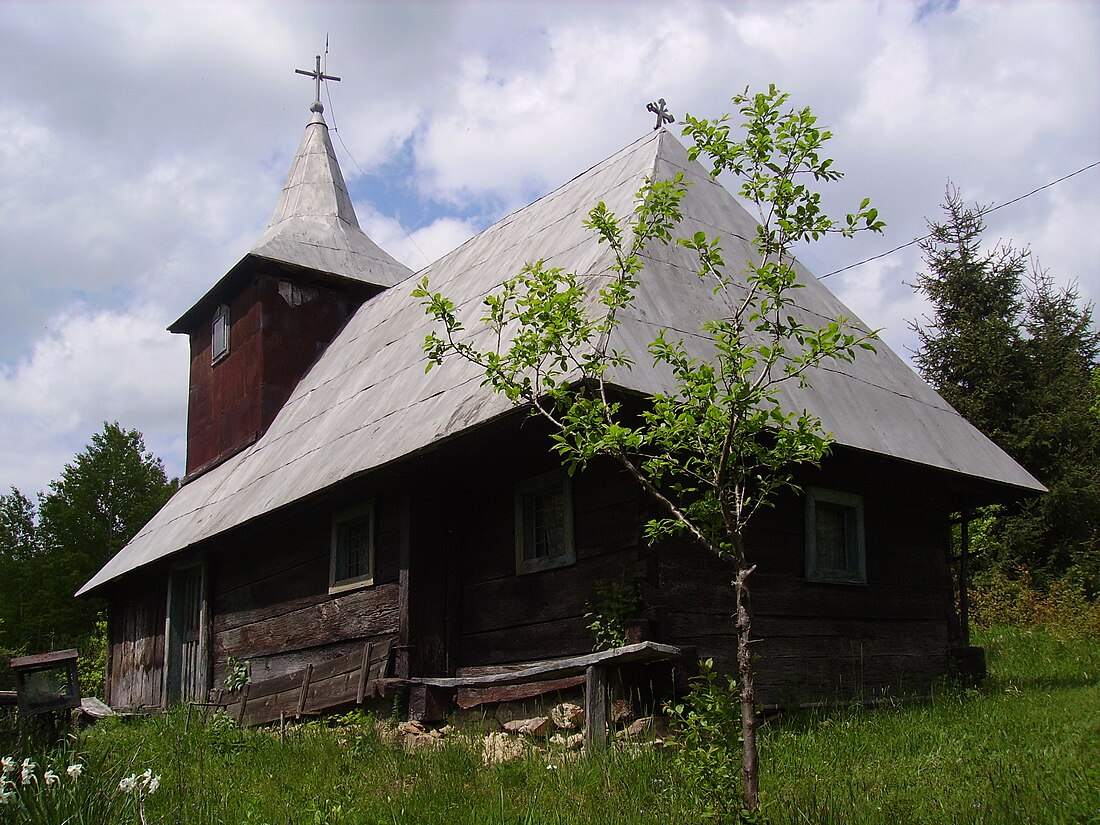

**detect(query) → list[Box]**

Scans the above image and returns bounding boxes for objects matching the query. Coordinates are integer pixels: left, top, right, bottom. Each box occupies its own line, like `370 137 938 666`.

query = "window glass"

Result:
515 473 574 573
330 503 374 592
806 488 865 583
524 485 566 561
211 304 230 364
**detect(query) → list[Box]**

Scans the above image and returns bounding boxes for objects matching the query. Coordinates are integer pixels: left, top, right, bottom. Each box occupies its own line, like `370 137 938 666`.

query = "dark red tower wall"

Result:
183 273 368 478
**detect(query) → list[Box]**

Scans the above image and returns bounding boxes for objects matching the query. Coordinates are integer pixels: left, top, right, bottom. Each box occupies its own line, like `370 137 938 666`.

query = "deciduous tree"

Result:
7 423 176 652
416 86 883 811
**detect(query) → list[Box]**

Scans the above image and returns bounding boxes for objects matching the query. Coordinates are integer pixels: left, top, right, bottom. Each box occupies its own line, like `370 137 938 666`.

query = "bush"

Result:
665 659 750 821
77 615 108 698
971 567 1100 638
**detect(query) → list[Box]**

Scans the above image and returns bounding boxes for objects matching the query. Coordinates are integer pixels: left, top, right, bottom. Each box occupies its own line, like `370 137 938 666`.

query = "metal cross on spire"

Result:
295 55 341 114
646 98 674 130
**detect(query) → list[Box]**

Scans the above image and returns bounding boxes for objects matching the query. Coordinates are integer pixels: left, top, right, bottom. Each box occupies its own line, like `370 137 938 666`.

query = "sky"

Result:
1 0 1097 498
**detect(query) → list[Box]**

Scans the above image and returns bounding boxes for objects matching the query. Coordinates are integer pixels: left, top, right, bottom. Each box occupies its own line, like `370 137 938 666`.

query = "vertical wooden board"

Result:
584 665 609 751
108 581 167 709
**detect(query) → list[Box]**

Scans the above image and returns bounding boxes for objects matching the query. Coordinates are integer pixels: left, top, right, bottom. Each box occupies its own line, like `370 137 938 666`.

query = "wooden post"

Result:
584 664 608 751
356 642 374 705
236 682 250 724
960 509 971 647
397 495 411 681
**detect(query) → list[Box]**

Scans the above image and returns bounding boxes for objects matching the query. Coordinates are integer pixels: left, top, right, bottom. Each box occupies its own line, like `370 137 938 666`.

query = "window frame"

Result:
514 471 575 575
805 487 866 585
329 501 375 594
211 303 231 365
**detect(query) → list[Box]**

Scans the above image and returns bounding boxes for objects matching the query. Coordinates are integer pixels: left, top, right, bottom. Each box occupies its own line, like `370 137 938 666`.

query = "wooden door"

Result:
165 565 208 704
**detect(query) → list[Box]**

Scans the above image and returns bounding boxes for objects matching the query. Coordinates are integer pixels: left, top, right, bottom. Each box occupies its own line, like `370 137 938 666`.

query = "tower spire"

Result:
295 54 340 114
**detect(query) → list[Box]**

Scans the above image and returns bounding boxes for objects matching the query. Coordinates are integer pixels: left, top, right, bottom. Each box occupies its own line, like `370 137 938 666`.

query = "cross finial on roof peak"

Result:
295 54 341 114
646 98 674 130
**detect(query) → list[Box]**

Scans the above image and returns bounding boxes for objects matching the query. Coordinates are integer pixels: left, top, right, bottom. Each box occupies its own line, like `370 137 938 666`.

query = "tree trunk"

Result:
735 564 759 811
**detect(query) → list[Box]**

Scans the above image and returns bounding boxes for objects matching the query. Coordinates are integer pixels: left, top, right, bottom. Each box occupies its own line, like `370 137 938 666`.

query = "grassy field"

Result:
2 625 1098 824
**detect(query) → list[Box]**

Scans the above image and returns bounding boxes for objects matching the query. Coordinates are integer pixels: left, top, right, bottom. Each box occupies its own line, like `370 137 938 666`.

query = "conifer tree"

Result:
912 191 1100 592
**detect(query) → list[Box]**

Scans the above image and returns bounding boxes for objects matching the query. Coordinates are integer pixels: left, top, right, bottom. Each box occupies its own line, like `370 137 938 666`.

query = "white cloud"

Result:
0 304 188 495
360 210 479 271
0 0 1097 499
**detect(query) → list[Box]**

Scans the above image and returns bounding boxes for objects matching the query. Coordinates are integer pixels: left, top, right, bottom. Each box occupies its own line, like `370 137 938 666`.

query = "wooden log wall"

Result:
448 420 960 703
454 430 648 670
209 491 403 687
658 471 957 703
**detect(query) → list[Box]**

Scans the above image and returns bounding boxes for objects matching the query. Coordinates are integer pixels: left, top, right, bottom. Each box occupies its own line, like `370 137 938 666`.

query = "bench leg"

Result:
584 665 608 752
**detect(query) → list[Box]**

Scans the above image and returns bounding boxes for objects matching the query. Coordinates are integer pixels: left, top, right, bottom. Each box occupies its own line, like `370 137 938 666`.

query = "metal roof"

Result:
169 109 410 332
79 129 1043 596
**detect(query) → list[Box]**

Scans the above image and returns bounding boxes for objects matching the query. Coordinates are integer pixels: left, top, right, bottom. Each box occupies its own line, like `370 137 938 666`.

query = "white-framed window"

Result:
211 304 230 364
515 471 575 574
805 487 866 584
329 501 375 593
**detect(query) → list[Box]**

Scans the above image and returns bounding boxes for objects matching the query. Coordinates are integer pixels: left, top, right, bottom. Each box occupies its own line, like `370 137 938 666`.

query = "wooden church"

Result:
79 77 1043 717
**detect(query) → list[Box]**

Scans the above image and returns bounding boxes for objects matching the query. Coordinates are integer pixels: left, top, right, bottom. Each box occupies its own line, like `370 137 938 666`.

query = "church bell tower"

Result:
169 58 411 479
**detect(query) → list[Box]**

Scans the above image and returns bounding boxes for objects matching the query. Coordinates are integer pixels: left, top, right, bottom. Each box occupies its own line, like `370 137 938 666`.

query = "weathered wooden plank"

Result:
584 665 609 751
304 669 359 712
356 642 373 705
459 616 592 667
214 583 399 659
657 575 949 622
296 664 313 716
242 687 302 726
217 636 393 687
419 642 680 688
214 573 328 633
108 584 167 710
244 669 307 698
456 675 586 709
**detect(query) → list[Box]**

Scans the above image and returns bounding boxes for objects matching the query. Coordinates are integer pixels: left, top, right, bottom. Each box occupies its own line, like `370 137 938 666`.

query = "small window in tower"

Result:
211 304 230 365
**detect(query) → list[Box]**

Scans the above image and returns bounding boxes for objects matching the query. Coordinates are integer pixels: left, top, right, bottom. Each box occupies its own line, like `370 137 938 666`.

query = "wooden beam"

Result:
960 509 971 647
456 675 586 709
356 642 374 705
295 663 313 718
397 495 411 680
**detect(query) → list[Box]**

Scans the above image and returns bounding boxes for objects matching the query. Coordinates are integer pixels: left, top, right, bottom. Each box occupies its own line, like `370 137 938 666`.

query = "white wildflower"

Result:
66 764 83 781
1 756 15 774
146 774 161 794
20 760 37 786
44 770 59 787
118 774 137 793
0 783 15 805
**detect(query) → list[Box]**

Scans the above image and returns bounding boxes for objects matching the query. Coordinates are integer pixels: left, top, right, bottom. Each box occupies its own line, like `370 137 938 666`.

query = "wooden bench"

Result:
413 641 683 749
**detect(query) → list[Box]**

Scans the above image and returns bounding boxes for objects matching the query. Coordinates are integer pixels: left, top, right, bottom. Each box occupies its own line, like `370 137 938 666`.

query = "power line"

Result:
321 51 433 269
819 158 1100 280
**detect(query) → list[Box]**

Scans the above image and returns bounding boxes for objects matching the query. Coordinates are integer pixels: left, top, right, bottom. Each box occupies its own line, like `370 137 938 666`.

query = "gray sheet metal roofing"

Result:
247 109 410 288
170 109 410 333
78 128 1043 596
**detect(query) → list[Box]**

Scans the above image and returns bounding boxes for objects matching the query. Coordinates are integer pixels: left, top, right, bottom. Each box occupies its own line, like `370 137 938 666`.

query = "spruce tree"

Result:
912 190 1100 593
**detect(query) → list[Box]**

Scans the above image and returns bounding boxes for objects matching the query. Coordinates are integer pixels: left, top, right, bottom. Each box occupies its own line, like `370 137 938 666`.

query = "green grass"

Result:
756 626 1100 824
3 626 1097 824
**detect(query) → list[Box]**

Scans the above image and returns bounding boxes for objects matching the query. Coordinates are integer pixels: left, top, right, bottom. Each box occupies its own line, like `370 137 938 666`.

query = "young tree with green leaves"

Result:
415 86 883 812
